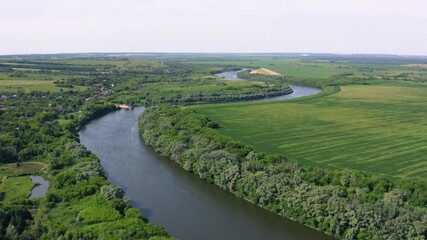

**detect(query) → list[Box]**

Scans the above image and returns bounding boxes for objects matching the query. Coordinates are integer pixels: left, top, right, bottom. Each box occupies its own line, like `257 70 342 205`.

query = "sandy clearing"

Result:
250 68 281 76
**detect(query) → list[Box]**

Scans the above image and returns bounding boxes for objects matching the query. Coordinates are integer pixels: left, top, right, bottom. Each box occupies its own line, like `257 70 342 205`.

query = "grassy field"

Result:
0 80 58 92
196 83 427 179
158 79 269 93
0 162 47 173
57 58 166 70
187 58 355 78
0 176 34 205
185 57 426 81
0 162 48 205
0 80 88 92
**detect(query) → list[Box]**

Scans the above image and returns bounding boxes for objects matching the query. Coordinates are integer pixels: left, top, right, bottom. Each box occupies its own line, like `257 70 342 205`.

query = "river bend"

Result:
79 72 329 240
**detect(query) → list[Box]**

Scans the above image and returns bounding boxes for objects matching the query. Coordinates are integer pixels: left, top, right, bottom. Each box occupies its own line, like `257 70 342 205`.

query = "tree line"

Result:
238 70 371 88
0 59 173 239
139 105 427 240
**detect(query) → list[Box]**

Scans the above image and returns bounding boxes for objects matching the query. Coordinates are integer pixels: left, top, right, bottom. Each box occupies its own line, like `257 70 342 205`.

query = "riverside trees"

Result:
139 105 427 240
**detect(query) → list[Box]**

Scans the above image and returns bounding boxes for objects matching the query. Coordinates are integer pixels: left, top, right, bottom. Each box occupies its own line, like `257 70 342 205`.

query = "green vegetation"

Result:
185 56 427 82
138 55 427 239
196 83 427 179
0 80 58 92
237 69 369 88
106 61 292 105
139 104 427 239
1 54 426 239
0 161 49 208
0 176 34 206
0 58 182 239
0 56 291 239
0 162 47 179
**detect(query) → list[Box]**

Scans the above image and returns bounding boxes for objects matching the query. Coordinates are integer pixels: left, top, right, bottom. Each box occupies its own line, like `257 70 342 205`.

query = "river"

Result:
215 69 321 102
215 69 249 80
79 72 330 240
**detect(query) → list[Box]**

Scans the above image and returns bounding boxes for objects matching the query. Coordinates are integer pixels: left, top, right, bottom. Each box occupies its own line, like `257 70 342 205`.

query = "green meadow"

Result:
0 162 48 205
185 57 426 80
0 80 89 92
0 80 58 92
0 176 34 205
196 83 427 180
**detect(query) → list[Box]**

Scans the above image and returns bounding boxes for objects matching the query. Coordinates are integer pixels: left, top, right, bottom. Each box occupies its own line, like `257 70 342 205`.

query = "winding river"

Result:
79 72 329 240
215 69 321 102
215 69 249 80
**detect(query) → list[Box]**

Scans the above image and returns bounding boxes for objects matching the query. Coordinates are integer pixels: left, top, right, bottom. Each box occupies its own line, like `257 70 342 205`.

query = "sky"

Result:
1 0 427 55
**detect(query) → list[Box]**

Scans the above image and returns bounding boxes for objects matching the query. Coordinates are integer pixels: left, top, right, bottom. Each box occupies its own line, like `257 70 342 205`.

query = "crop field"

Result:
196 83 427 179
57 58 166 69
0 79 85 92
185 57 426 81
187 58 354 78
0 79 57 92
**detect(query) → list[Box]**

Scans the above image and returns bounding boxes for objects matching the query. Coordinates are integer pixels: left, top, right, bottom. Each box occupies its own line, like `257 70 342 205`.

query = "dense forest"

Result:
139 105 427 240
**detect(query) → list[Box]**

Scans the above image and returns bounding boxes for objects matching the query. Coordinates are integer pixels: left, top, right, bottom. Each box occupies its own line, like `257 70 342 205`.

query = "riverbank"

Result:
77 72 326 239
139 104 427 240
80 106 333 240
2 55 425 239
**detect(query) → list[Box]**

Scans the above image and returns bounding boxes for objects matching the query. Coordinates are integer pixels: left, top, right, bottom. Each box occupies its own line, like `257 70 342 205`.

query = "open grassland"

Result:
0 176 34 205
0 79 82 92
56 58 166 70
187 58 354 78
403 64 427 69
0 80 57 92
260 60 354 78
0 162 48 202
186 57 426 81
196 83 427 179
0 71 69 81
0 162 47 174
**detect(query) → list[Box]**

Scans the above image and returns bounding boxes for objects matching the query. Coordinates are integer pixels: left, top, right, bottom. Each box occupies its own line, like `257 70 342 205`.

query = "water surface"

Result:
251 84 321 102
79 107 333 240
30 176 49 199
215 69 248 80
79 69 326 240
215 70 321 102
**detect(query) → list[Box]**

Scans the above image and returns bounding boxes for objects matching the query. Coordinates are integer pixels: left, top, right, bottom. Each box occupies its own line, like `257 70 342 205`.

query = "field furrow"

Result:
196 84 427 179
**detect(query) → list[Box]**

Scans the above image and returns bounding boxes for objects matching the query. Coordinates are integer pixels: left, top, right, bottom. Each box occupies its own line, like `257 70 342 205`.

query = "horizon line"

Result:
1 51 427 58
